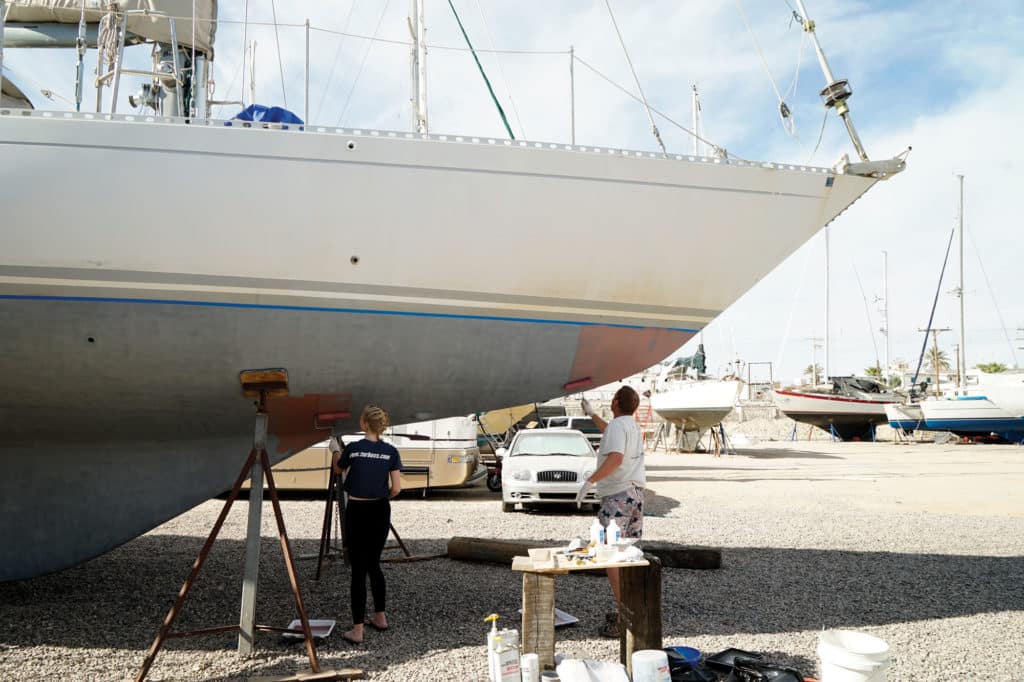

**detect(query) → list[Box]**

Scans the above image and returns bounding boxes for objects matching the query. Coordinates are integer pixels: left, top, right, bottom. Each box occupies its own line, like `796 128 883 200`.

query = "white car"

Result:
498 429 599 513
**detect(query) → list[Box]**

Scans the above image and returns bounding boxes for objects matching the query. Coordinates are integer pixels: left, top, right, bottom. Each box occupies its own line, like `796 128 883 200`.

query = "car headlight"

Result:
583 469 594 480
448 454 475 464
511 470 531 481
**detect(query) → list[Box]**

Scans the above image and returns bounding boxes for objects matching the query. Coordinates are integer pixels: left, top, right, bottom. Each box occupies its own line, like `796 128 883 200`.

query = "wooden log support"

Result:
447 536 720 570
619 554 662 674
521 572 556 670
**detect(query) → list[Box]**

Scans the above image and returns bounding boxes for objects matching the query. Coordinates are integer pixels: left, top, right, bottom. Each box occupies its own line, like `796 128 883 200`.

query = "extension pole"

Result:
824 225 831 380
882 250 889 383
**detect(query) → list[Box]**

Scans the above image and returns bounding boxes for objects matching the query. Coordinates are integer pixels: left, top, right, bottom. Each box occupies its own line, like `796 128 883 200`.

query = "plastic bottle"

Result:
521 653 540 682
589 519 605 547
606 519 621 546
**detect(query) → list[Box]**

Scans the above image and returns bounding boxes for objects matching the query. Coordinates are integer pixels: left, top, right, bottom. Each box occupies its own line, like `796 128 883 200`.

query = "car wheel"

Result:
486 472 502 492
502 502 515 513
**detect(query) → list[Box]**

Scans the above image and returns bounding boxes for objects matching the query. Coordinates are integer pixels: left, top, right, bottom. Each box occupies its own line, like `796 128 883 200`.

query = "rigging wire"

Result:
269 0 287 108
472 0 526 139
851 261 882 371
734 0 798 140
966 221 1020 367
336 0 392 127
447 0 514 139
315 0 359 123
240 0 249 105
572 55 738 160
603 0 667 156
773 241 813 379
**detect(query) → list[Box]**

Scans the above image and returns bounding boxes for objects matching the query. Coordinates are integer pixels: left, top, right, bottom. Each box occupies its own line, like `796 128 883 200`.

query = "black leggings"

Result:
345 498 391 625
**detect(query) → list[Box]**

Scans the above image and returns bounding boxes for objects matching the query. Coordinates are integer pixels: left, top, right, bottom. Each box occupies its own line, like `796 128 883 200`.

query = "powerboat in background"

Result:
773 376 901 440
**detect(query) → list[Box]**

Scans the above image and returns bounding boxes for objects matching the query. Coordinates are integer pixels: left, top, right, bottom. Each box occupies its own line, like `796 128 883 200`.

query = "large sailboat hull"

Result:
1 112 878 579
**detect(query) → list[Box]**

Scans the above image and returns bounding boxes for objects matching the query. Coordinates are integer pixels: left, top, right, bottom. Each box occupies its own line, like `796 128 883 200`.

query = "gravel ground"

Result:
1 442 1022 681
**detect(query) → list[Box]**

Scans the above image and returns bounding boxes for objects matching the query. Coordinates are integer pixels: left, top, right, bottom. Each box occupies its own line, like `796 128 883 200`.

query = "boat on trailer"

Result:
0 1 905 580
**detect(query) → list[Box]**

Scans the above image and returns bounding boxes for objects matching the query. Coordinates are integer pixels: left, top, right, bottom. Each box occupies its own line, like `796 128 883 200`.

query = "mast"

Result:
957 174 966 389
691 84 701 156
409 0 428 133
882 250 890 383
791 0 869 162
824 225 831 380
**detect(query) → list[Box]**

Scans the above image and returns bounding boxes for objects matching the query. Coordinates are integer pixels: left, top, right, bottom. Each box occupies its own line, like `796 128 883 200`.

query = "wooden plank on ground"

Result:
448 536 720 570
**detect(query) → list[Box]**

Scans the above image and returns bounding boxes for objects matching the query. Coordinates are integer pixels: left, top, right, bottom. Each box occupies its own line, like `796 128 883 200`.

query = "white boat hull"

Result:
651 379 742 449
772 389 895 440
1 112 879 579
884 403 924 434
918 375 1024 443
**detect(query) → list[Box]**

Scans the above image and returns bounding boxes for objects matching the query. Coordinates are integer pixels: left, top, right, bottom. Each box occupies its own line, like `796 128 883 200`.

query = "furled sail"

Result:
1 75 34 109
4 1 217 55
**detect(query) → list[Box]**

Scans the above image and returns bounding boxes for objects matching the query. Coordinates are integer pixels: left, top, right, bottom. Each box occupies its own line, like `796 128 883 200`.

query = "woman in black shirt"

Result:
330 404 402 644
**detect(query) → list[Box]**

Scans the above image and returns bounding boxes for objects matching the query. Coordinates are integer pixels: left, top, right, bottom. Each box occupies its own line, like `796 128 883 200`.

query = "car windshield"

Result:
569 418 600 434
510 433 593 457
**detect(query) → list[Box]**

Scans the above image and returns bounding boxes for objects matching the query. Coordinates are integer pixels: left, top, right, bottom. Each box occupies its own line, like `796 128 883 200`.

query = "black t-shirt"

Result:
339 438 402 499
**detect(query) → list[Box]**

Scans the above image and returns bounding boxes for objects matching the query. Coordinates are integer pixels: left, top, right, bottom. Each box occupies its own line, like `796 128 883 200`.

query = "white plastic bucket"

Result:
817 629 891 682
631 649 671 682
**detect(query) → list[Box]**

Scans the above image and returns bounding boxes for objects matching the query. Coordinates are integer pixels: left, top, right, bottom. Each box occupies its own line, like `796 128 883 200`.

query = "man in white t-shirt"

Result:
577 385 645 638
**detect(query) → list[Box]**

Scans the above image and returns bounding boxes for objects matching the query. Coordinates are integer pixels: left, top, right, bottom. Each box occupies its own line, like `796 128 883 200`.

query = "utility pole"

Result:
691 84 702 156
806 336 824 385
918 327 951 397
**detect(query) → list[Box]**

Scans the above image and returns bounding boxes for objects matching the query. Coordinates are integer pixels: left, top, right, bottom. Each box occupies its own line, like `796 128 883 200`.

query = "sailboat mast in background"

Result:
956 174 966 389
409 0 428 133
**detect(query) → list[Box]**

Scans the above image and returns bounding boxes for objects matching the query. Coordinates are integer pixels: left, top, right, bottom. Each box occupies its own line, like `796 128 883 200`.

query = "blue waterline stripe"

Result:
0 294 700 333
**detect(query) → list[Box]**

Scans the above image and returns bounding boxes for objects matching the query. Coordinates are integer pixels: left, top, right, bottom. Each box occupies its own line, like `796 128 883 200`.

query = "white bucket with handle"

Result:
817 629 891 682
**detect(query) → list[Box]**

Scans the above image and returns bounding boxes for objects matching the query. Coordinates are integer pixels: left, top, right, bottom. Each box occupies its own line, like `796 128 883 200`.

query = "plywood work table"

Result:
512 553 662 674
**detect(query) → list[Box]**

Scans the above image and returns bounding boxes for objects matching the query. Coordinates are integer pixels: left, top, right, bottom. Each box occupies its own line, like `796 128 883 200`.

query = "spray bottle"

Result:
484 614 521 682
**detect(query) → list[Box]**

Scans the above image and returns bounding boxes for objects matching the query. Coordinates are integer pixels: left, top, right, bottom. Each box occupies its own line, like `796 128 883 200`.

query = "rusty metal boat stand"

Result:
135 369 360 682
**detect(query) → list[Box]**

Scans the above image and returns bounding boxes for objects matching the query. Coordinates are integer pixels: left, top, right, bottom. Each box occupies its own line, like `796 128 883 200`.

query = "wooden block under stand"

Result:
618 554 663 675
521 572 557 669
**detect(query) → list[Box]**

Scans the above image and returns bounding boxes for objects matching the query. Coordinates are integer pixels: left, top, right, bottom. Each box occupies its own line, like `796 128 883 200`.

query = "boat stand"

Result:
313 461 441 580
135 370 350 682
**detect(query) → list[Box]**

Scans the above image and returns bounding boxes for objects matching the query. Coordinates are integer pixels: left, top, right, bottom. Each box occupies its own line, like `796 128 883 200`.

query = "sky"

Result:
5 0 1022 384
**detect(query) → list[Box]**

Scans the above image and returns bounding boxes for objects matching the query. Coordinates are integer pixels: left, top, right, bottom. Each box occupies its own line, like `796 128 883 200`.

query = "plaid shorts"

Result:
597 483 644 539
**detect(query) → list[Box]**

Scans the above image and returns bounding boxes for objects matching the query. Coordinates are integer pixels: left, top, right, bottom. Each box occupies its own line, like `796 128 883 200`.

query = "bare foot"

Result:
367 612 389 630
342 624 364 644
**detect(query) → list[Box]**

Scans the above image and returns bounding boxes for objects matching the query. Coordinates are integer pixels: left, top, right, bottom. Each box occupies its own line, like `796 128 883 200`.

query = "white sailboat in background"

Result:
650 344 743 451
912 176 1024 443
1 0 906 579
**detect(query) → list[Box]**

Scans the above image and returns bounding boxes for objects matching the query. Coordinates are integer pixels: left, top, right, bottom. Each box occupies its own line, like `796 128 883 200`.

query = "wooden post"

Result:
521 572 556 670
619 555 662 674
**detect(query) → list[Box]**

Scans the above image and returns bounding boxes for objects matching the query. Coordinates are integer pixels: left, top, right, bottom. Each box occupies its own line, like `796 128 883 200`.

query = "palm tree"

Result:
926 347 951 373
803 363 824 385
864 365 882 378
976 362 1008 373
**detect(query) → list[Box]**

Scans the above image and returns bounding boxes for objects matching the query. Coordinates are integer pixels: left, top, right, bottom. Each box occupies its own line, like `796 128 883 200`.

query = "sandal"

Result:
598 614 620 639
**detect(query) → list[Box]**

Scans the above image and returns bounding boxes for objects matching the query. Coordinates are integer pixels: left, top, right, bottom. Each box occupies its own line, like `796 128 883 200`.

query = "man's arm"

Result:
582 398 607 432
588 451 623 483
